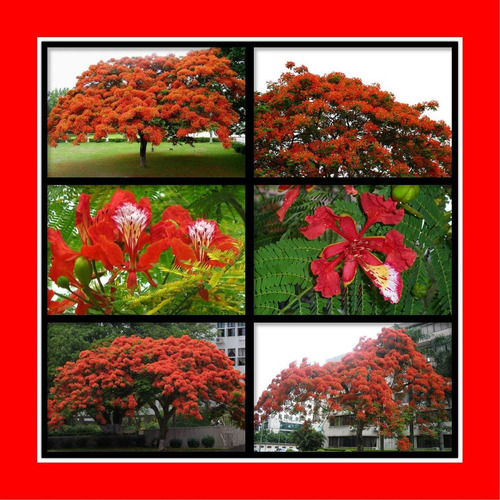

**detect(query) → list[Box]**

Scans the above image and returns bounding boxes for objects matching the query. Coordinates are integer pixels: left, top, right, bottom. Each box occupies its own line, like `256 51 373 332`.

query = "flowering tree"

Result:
48 49 244 168
254 328 451 452
47 185 245 315
254 184 452 315
255 63 451 178
49 335 245 450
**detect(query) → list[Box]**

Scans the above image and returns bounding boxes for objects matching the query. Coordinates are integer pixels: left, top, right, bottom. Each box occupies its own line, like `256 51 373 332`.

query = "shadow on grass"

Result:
48 142 245 178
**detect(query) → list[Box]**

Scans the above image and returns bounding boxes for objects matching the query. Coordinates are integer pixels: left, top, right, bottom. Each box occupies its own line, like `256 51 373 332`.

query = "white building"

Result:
214 323 246 375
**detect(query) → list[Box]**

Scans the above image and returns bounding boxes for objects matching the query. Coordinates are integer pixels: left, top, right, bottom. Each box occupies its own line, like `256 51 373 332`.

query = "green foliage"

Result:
169 438 183 448
49 423 102 436
201 435 215 448
187 438 201 448
47 185 245 315
289 422 325 451
47 88 69 116
254 185 452 315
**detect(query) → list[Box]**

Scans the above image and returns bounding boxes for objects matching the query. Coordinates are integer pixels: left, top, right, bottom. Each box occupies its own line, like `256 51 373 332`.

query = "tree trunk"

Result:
439 421 445 451
158 420 169 451
379 435 384 451
356 421 364 452
139 133 148 168
409 420 415 449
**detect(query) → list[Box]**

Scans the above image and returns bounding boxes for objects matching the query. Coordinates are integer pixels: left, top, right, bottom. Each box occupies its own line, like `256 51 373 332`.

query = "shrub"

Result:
201 435 215 448
187 438 201 448
232 142 245 154
169 438 183 448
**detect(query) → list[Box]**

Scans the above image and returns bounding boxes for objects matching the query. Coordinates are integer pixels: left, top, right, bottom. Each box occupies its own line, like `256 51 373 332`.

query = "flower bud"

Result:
391 185 420 203
411 283 428 299
56 276 71 289
73 256 93 286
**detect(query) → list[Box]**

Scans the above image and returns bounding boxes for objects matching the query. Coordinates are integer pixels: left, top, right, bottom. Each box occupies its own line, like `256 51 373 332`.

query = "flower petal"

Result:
360 261 402 304
360 193 404 227
342 257 358 285
382 230 417 271
170 237 197 267
311 258 341 298
276 185 300 222
300 206 345 240
322 241 349 259
75 194 93 244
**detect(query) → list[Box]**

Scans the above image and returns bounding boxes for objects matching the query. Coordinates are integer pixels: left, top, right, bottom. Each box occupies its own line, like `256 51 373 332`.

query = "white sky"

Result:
47 47 209 91
255 47 452 126
254 322 400 403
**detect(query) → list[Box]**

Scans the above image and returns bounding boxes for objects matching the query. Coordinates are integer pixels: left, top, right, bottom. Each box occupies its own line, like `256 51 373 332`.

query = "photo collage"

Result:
42 41 458 459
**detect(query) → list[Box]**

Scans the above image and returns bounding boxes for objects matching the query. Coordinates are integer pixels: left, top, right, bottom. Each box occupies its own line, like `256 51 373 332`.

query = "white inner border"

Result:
37 36 463 464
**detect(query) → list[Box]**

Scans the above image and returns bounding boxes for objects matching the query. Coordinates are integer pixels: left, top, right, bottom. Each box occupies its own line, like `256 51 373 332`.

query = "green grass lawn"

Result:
48 141 245 177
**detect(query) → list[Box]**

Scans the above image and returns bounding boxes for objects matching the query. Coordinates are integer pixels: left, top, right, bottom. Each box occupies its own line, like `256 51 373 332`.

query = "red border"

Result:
3 5 499 498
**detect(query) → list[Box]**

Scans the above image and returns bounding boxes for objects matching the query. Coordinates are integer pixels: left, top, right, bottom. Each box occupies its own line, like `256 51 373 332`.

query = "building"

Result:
214 323 246 375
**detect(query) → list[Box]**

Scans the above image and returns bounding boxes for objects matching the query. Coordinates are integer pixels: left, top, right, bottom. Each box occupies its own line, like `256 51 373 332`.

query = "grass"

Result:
48 141 245 178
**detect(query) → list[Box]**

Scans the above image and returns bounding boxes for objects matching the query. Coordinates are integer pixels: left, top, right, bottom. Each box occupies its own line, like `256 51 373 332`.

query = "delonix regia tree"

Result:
49 335 245 450
254 328 451 452
48 48 245 168
254 63 452 178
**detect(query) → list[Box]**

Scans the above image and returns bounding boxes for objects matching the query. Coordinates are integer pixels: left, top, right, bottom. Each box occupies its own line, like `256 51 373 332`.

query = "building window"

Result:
217 323 225 328
238 358 245 366
238 322 245 327
238 327 245 336
217 329 225 337
329 415 355 427
238 348 245 356
227 349 235 357
227 328 235 336
227 323 235 327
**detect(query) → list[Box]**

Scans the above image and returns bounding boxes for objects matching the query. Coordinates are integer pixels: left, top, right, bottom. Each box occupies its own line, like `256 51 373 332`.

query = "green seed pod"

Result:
411 283 428 299
56 276 71 289
73 256 93 286
392 185 420 203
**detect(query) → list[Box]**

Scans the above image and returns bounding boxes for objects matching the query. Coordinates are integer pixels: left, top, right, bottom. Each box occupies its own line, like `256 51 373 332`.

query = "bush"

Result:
232 142 245 154
50 423 102 436
201 435 215 448
169 438 183 448
187 438 200 448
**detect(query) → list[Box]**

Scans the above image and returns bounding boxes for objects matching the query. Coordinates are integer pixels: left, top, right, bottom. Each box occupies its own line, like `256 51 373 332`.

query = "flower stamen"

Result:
113 202 149 253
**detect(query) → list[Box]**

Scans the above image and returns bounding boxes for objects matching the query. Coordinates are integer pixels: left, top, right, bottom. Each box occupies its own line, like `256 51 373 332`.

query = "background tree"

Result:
47 88 69 116
49 335 245 450
217 47 246 136
289 421 325 451
48 48 245 168
254 63 451 178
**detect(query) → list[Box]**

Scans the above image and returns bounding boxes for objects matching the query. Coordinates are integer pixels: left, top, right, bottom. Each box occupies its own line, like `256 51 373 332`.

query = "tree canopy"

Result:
49 335 245 450
254 63 452 178
254 328 451 451
48 48 245 167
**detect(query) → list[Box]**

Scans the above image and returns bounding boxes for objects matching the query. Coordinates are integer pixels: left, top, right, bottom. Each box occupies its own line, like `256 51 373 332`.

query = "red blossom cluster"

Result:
300 192 416 303
255 63 452 178
47 189 240 314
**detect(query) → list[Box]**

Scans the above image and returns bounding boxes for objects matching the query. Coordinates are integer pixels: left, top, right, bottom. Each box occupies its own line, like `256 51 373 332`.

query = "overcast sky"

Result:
47 47 209 91
254 322 406 404
255 47 452 126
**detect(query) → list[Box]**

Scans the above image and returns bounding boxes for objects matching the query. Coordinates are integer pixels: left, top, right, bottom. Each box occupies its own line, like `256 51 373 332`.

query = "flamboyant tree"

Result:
254 328 451 452
48 48 244 168
49 335 245 450
255 63 452 178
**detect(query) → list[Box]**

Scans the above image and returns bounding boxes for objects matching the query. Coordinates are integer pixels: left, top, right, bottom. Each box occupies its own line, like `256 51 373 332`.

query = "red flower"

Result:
343 185 358 196
151 205 240 300
276 185 314 222
300 193 416 303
